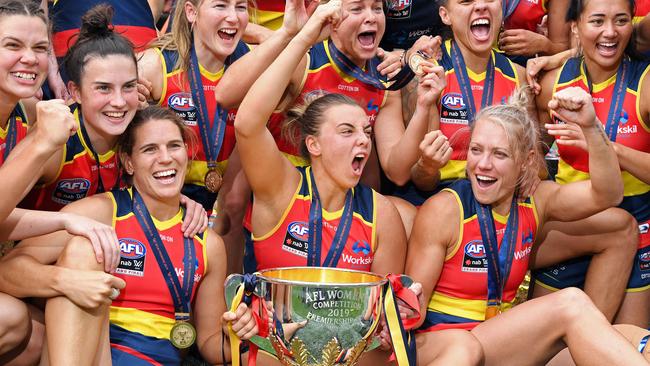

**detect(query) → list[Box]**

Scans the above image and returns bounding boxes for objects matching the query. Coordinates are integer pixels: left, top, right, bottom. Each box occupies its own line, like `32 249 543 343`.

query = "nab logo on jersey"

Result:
464 240 486 259
288 221 309 241
442 93 466 111
168 93 195 111
56 178 90 194
119 238 146 260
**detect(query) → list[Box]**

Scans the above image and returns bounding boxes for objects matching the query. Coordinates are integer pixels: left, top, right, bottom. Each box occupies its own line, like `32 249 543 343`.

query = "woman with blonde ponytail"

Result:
407 87 649 365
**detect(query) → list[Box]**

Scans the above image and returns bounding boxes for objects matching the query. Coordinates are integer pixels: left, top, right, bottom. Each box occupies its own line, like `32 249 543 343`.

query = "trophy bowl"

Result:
225 267 387 366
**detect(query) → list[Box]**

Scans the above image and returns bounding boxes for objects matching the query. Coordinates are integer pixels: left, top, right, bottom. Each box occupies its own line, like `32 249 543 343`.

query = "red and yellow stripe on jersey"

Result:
243 166 377 273
504 0 547 33
552 57 650 222
269 39 388 167
20 106 120 211
249 0 285 30
418 179 538 332
51 0 157 57
437 40 520 183
635 0 650 23
108 188 207 365
0 103 28 166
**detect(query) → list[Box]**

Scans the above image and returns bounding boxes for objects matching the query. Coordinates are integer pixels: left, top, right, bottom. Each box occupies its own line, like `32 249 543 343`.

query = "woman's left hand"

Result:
223 302 259 341
180 195 208 237
376 48 403 78
62 213 121 273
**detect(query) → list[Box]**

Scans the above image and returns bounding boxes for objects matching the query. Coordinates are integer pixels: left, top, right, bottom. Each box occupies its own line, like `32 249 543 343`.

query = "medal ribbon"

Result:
3 109 18 161
306 167 354 267
189 44 228 167
78 110 109 193
474 195 519 315
503 0 521 20
383 274 418 366
582 58 630 142
326 40 413 91
132 189 195 321
450 41 495 125
228 273 268 366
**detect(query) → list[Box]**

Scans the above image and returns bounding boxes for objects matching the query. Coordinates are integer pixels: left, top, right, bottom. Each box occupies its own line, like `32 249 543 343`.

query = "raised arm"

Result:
214 0 316 109
234 1 343 204
0 100 76 222
375 65 446 185
536 87 623 223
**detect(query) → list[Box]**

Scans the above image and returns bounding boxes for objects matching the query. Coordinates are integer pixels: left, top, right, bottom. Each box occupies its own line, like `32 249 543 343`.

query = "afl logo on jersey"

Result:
288 221 310 241
168 93 195 111
639 252 650 264
119 238 146 260
386 0 412 18
56 178 90 194
441 93 466 111
464 240 486 259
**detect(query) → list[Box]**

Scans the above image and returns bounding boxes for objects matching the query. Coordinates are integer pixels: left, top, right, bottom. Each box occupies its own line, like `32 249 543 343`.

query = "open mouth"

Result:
153 169 177 184
357 31 377 48
470 18 491 42
596 42 618 57
218 28 237 41
103 111 127 120
351 153 366 175
11 72 36 81
476 174 497 188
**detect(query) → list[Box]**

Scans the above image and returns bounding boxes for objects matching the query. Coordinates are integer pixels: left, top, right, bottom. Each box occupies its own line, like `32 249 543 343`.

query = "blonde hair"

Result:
472 87 546 192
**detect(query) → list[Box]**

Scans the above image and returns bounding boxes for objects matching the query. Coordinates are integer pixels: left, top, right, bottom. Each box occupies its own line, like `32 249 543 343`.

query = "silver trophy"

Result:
225 267 388 366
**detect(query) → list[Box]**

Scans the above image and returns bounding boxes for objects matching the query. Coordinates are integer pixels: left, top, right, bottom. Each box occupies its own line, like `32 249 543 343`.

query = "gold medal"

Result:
485 305 501 320
408 51 430 77
204 166 222 193
170 321 196 349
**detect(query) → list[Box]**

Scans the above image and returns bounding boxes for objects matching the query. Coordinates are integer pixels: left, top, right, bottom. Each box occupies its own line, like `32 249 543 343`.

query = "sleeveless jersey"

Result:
243 166 377 273
0 103 29 166
268 39 389 167
381 0 445 51
250 0 285 30
552 57 650 222
51 0 157 57
108 188 207 365
20 106 120 211
419 179 539 332
504 0 547 33
437 40 520 183
157 44 249 190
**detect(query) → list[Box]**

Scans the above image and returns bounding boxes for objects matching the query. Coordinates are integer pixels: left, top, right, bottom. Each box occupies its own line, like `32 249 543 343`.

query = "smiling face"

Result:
439 0 501 57
186 0 249 60
307 103 372 189
576 0 633 75
0 14 49 102
69 54 139 142
330 0 385 67
466 118 522 213
122 118 189 201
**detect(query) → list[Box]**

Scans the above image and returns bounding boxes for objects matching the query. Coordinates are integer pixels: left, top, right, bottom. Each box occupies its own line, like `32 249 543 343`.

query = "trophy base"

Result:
270 336 369 366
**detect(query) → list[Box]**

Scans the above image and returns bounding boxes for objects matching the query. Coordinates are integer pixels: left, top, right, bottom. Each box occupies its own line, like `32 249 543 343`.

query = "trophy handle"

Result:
224 274 245 309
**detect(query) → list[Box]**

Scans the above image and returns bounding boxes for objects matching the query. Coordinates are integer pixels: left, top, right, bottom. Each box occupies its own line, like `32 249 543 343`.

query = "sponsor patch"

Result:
52 178 91 205
116 238 146 277
386 0 412 18
282 221 309 257
461 240 487 272
440 92 468 125
167 92 198 126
